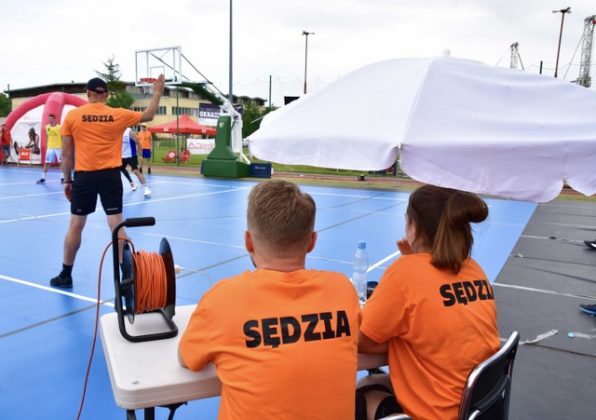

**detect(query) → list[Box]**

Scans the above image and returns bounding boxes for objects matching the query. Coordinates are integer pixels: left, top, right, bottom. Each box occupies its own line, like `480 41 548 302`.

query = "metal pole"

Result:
176 88 180 165
229 0 233 104
269 75 272 110
302 31 314 94
553 7 571 78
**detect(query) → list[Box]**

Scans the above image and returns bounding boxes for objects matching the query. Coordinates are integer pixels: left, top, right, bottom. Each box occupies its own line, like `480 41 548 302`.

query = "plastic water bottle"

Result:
352 241 369 304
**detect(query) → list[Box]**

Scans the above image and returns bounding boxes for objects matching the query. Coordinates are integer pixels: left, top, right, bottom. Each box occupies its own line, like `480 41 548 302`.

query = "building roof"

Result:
5 83 88 98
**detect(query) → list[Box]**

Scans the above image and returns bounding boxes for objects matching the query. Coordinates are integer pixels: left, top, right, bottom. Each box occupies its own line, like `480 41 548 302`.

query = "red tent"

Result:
148 115 217 136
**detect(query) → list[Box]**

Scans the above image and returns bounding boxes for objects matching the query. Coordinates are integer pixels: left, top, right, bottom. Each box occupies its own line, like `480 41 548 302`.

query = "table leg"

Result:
144 407 155 420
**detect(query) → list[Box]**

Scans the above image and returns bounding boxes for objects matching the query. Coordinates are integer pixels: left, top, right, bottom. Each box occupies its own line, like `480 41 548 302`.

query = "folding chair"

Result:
18 148 32 166
380 331 520 420
162 150 177 163
179 149 191 163
458 331 520 420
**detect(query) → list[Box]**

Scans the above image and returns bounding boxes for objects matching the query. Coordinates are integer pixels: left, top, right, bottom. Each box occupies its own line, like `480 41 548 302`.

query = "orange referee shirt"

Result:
61 103 141 171
361 253 500 420
137 130 152 150
179 269 361 420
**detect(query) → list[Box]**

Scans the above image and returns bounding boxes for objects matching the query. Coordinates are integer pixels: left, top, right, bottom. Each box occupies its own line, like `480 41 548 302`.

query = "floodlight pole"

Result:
229 0 233 104
302 31 315 94
553 7 571 78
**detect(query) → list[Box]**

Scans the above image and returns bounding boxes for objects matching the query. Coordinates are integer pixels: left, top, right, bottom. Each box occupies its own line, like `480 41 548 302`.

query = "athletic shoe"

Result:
61 178 64 184
50 273 73 288
144 186 152 197
579 303 596 316
584 240 596 250
36 178 45 184
130 182 137 191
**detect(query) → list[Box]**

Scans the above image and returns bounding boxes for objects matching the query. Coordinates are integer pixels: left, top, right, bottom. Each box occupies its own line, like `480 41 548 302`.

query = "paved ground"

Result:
494 200 596 420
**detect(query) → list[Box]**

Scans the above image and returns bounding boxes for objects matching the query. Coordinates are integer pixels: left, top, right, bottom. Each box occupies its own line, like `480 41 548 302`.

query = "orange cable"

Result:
132 251 168 312
76 240 170 419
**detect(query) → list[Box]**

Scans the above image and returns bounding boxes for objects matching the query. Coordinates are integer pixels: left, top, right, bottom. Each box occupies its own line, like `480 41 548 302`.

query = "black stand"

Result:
126 402 187 420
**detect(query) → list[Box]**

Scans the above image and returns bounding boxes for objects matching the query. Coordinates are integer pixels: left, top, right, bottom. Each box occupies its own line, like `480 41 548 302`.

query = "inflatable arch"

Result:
4 92 87 164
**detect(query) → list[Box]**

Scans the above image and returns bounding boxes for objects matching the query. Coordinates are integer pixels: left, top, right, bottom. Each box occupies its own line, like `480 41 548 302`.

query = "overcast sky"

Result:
1 0 594 106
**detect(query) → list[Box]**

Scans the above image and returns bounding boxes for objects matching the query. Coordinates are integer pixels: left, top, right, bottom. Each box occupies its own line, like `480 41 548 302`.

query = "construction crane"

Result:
576 15 596 87
510 42 525 70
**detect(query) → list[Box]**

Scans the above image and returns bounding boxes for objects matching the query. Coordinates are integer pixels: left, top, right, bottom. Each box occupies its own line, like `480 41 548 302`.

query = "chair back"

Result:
458 331 520 420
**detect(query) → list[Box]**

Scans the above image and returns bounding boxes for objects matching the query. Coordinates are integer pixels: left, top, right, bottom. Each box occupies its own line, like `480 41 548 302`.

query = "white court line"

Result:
310 191 410 202
123 187 247 207
150 179 251 189
0 273 114 307
0 187 247 224
0 191 64 201
368 250 401 272
140 230 245 250
0 211 72 224
493 282 596 301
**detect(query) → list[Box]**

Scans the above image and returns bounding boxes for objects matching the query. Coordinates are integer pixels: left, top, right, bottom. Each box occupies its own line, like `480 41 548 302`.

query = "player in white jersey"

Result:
121 127 151 197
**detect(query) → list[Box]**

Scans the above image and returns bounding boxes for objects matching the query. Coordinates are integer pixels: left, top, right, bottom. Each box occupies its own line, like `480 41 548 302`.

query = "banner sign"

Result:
198 103 244 127
187 138 215 155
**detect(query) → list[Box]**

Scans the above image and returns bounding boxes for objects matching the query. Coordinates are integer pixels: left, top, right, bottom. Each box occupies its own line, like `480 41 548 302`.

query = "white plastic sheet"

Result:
249 57 596 202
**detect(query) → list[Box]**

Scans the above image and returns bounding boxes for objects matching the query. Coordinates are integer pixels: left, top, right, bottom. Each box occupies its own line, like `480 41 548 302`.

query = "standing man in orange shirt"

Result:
178 180 361 419
137 124 152 174
49 75 164 288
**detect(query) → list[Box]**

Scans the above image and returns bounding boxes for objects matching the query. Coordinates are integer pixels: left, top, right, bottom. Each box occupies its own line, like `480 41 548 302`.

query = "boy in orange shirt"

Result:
137 124 153 174
179 180 361 419
49 76 164 288
358 186 500 420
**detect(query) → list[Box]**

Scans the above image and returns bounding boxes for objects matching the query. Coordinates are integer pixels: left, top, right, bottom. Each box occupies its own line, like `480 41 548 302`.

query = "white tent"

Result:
248 57 596 202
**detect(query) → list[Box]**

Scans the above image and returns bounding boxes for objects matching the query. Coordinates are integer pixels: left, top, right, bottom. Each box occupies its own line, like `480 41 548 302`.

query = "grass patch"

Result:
150 138 402 178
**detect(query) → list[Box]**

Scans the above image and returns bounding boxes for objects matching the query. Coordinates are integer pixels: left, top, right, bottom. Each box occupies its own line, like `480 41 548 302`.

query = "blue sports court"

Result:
3 165 594 419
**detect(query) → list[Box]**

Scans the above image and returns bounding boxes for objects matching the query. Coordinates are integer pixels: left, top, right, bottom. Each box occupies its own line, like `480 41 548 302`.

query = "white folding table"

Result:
101 305 386 419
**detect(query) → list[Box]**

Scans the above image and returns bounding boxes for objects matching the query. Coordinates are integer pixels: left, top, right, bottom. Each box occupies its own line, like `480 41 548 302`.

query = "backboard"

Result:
135 46 184 86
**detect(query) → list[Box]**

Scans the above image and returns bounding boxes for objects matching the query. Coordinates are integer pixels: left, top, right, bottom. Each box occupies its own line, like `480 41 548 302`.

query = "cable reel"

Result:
112 217 177 342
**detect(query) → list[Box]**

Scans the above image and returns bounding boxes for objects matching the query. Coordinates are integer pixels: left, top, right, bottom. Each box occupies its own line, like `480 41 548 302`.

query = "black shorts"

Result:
355 384 403 420
71 168 123 216
122 156 139 170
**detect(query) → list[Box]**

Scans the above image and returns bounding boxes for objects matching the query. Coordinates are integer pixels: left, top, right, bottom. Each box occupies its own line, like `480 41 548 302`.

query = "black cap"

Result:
86 77 108 94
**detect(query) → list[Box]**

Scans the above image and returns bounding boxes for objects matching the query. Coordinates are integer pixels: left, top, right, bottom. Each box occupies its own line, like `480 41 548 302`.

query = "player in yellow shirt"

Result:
179 180 361 419
357 186 500 420
37 114 63 184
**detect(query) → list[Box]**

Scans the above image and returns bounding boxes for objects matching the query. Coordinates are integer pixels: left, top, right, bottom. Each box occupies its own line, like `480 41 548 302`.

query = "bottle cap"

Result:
357 241 366 249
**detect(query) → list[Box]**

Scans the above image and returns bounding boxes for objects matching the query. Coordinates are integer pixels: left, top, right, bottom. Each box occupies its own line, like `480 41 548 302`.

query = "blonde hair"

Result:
247 181 316 253
406 185 488 273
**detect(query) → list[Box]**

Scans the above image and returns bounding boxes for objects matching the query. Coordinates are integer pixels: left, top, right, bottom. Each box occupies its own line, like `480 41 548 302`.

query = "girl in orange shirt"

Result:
357 185 500 420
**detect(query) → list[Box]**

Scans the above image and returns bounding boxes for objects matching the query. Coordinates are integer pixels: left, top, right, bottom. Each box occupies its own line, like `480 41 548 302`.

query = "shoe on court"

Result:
144 186 152 197
584 240 596 250
50 273 73 288
36 178 45 184
579 303 596 316
131 182 137 191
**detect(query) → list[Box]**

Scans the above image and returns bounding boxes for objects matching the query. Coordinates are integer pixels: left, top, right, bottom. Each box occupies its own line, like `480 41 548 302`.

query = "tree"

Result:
0 93 10 117
96 56 134 109
242 102 276 138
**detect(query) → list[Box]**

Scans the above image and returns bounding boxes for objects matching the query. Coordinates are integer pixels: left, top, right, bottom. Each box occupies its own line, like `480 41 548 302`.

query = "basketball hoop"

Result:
139 77 157 96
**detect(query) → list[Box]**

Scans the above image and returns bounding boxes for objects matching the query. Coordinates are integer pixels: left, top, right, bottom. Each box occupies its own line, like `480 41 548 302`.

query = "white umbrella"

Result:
248 57 596 202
